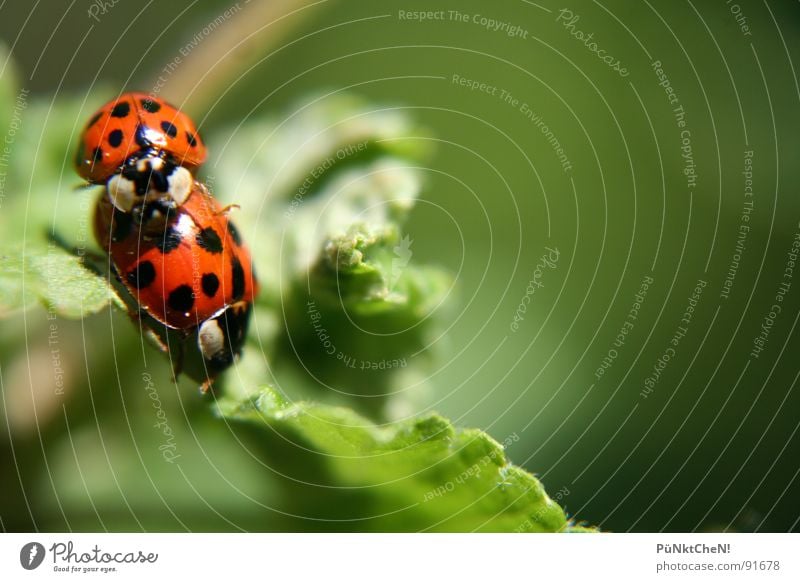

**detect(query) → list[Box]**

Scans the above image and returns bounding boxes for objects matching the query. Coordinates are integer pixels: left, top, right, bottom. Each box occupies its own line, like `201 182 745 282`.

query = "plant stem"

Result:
153 0 328 116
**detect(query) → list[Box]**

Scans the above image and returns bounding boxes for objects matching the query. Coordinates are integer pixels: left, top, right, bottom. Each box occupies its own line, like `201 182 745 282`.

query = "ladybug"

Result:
76 92 207 217
136 299 254 391
175 299 254 389
94 180 258 389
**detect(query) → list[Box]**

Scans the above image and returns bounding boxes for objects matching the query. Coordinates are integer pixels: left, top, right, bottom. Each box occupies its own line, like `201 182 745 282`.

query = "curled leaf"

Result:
220 386 574 532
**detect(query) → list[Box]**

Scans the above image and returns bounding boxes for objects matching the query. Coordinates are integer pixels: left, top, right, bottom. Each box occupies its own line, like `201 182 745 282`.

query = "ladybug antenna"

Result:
73 182 99 192
216 203 240 215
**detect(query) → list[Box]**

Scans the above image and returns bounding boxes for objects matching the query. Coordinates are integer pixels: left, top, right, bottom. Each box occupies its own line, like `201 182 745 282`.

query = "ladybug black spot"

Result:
140 98 161 113
226 221 242 246
91 146 104 163
160 120 178 138
108 129 123 147
201 273 220 298
168 285 194 313
196 227 223 254
231 256 245 300
127 261 156 289
155 226 183 253
110 101 131 118
186 131 198 147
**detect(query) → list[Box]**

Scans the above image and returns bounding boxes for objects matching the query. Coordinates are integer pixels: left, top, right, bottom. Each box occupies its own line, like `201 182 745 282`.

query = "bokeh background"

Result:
1 0 799 532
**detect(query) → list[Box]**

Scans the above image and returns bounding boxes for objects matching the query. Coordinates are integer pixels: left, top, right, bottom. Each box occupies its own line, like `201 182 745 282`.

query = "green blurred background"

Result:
1 0 799 532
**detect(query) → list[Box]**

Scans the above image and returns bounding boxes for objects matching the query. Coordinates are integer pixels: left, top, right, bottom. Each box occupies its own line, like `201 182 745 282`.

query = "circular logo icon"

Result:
19 542 45 570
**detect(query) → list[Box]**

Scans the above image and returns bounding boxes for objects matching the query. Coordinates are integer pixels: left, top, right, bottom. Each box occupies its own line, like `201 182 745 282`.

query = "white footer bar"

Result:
1 533 797 581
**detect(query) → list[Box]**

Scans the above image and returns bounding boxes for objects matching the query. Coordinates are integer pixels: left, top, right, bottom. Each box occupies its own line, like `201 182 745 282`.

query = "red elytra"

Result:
93 182 257 330
76 92 207 184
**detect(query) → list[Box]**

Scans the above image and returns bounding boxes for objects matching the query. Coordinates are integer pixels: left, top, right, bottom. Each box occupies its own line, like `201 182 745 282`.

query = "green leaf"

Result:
208 95 432 300
285 157 423 278
313 223 451 316
0 242 119 319
218 386 579 532
271 221 451 419
209 93 431 213
206 93 449 407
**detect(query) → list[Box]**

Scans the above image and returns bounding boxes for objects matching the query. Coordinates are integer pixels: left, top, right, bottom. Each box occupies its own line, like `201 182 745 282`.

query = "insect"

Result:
93 180 258 390
75 92 207 218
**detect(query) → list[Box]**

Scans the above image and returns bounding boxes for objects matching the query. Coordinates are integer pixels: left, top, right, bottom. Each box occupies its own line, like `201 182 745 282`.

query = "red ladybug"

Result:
76 92 207 217
94 181 258 388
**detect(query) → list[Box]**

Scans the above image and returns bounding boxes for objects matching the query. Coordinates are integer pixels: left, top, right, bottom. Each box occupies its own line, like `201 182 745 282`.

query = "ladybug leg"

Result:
125 309 171 354
214 204 241 216
141 324 170 354
199 376 215 395
78 248 109 276
80 249 108 269
45 230 106 270
170 341 185 382
72 182 99 192
216 203 241 216
169 327 207 386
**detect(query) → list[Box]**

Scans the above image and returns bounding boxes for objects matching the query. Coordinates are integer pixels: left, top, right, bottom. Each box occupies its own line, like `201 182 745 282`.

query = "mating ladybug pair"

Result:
75 92 258 390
